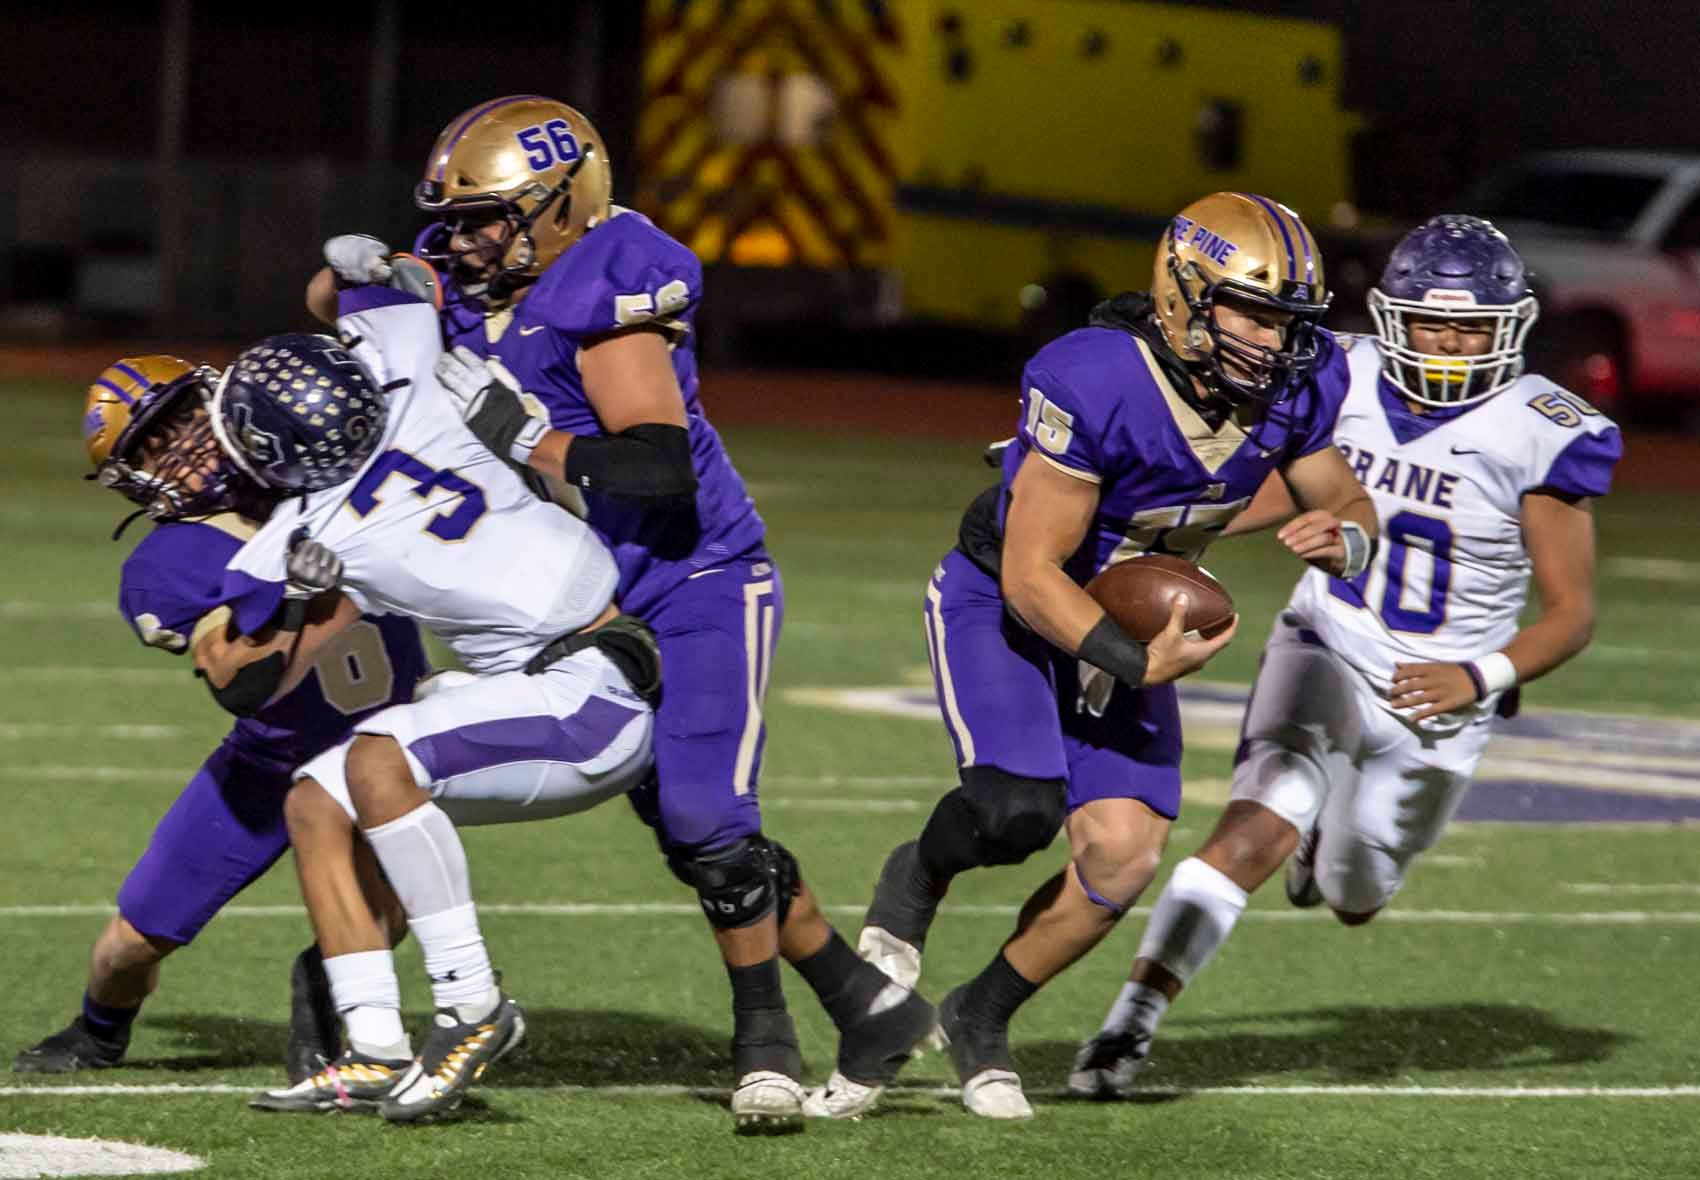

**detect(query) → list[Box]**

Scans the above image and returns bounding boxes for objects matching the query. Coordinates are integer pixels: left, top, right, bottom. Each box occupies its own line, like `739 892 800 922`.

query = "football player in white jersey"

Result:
194 290 659 1121
1068 215 1623 1096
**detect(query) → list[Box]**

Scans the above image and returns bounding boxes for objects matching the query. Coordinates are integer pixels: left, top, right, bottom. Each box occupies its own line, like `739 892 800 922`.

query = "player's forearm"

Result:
1001 558 1101 655
306 267 338 325
1500 602 1595 686
536 423 698 501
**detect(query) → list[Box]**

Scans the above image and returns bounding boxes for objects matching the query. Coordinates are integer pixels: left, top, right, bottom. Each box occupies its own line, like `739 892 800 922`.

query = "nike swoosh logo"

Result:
1449 445 1480 455
518 325 545 336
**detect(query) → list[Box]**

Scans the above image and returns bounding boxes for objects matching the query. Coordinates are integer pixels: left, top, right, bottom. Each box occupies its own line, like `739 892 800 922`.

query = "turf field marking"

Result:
4 1082 1699 1101
0 767 188 782
0 600 110 619
9 667 188 685
6 903 1700 925
1560 883 1700 895
1603 557 1700 584
0 725 184 741
1582 644 1700 666
0 1133 205 1176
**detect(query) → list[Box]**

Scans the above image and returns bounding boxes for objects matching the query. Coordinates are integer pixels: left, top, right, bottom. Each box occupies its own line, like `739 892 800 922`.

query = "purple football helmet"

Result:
1368 214 1539 407
211 334 386 493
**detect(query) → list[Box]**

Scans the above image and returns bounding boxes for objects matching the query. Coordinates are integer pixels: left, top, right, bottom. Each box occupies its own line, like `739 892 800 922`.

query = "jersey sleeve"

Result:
1289 332 1349 459
117 524 246 654
1536 423 1622 498
335 292 445 392
1016 335 1122 482
218 519 296 637
530 213 703 341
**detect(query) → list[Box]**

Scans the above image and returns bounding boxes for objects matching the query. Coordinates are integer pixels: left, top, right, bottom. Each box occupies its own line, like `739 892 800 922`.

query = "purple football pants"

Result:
628 554 783 852
922 548 1183 819
116 740 294 945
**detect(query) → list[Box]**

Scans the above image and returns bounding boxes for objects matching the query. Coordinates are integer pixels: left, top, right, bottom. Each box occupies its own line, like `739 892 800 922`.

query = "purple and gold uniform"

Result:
115 515 426 943
421 209 777 852
926 323 1349 819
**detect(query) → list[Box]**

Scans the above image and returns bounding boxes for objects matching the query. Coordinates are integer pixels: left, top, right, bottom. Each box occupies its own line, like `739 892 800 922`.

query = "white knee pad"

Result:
1229 738 1331 834
1316 832 1405 916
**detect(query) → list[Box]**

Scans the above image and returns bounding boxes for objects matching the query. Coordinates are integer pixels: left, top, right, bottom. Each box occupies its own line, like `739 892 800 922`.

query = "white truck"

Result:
1463 150 1700 415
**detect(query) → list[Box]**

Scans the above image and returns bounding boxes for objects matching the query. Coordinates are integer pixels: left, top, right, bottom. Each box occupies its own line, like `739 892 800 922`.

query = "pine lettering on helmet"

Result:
1150 192 1332 407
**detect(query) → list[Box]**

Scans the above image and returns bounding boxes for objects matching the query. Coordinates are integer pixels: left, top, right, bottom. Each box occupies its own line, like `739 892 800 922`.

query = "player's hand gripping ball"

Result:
1085 555 1234 642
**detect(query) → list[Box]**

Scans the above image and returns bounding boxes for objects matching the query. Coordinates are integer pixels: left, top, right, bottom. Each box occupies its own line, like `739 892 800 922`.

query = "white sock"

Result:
1134 857 1249 987
408 903 497 1014
364 804 495 1014
1099 981 1170 1040
322 949 409 1060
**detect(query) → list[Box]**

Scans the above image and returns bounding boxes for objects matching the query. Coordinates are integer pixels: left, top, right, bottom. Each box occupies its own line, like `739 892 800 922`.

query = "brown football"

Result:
1085 555 1235 642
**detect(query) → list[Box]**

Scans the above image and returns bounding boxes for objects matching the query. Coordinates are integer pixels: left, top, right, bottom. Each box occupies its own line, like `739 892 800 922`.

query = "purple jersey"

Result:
422 209 766 617
998 325 1349 583
119 517 428 772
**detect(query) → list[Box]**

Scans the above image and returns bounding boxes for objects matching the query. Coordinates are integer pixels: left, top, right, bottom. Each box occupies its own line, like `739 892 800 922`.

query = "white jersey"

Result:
1286 335 1621 715
223 297 617 675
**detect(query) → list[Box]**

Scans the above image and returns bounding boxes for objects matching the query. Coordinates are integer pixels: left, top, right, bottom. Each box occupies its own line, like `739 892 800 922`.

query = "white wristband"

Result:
1471 651 1518 696
510 415 550 464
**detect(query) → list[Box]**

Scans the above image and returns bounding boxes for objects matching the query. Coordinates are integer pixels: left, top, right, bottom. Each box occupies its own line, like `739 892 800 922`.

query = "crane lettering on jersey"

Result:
1336 442 1459 510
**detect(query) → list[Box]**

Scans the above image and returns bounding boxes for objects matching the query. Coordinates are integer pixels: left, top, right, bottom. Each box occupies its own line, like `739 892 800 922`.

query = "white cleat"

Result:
731 1070 806 1135
856 926 922 991
802 1070 882 1120
960 1068 1034 1120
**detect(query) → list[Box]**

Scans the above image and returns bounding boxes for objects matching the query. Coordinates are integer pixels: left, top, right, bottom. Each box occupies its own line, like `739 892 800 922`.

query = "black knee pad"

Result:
768 839 802 928
919 766 1066 873
668 835 784 930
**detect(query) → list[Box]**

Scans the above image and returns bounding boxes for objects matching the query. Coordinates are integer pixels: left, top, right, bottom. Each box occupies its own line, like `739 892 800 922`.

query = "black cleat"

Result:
1066 1030 1152 1098
250 1049 409 1113
13 1017 128 1073
380 995 525 1123
1286 824 1324 908
285 945 342 1085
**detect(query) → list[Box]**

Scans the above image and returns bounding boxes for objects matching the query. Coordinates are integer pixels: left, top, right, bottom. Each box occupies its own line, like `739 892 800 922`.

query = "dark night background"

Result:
6 2 1695 213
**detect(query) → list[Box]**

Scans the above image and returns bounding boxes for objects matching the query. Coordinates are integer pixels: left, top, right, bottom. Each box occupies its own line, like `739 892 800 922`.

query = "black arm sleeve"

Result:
562 423 698 501
1078 615 1149 688
197 651 288 718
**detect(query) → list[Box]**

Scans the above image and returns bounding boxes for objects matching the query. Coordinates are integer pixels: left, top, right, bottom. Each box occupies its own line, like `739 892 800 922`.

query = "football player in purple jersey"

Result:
14 358 424 1081
1068 216 1621 1100
852 193 1379 1119
305 96 934 1132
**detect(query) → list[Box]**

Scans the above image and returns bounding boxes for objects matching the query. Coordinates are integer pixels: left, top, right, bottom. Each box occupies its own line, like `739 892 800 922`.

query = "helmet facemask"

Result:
95 369 269 521
1369 289 1538 408
1169 247 1330 408
416 162 584 302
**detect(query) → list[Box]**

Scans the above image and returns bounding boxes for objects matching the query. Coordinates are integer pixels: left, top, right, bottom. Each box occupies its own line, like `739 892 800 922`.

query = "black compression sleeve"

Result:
1078 614 1149 687
198 651 288 718
562 423 697 501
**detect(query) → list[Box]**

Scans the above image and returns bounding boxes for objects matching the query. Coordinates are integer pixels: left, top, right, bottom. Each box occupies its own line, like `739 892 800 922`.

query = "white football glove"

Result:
434 345 549 463
284 538 343 600
323 234 394 286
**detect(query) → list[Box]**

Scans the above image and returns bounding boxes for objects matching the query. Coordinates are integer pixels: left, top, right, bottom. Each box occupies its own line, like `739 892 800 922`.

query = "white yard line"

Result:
8 668 187 685
0 725 184 741
0 601 111 619
2 1081 1698 1100
4 902 1700 925
1602 557 1700 584
1561 883 1700 895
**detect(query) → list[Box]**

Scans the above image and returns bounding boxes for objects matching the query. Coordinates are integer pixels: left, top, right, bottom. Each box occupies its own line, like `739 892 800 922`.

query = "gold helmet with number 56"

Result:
1151 191 1331 405
414 95 613 306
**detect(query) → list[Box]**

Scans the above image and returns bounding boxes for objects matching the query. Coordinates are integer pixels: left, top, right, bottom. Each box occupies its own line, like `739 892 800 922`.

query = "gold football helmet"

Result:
414 95 612 306
83 356 262 523
1151 192 1331 404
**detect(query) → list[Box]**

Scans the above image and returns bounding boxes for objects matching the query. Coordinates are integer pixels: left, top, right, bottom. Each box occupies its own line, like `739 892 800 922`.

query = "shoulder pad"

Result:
528 211 702 339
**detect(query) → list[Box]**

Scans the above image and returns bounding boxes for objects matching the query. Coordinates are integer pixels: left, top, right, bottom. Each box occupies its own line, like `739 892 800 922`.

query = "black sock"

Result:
792 930 889 1029
728 957 801 1077
81 993 138 1045
962 952 1038 1028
